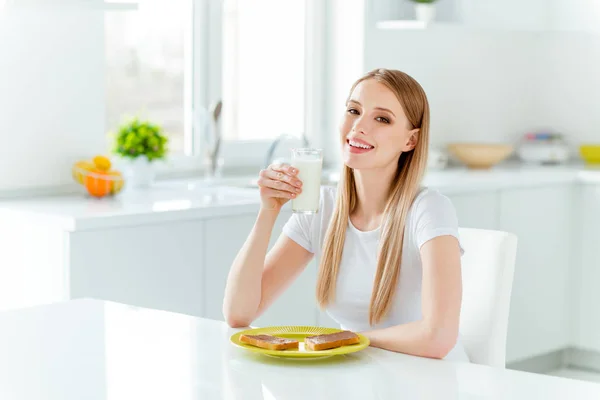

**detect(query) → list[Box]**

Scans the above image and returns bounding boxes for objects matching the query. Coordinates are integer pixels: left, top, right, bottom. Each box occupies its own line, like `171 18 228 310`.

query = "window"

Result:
221 0 306 141
104 0 323 168
105 0 192 154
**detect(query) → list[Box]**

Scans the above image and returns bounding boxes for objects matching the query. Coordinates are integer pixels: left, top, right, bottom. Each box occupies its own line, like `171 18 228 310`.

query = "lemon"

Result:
93 155 112 171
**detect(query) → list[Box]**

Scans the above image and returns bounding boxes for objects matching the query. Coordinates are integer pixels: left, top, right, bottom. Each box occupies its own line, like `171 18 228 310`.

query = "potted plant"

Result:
411 0 437 24
111 117 169 188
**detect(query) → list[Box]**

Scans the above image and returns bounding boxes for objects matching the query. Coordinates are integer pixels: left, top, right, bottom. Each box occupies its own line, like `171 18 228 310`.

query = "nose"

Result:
352 116 369 135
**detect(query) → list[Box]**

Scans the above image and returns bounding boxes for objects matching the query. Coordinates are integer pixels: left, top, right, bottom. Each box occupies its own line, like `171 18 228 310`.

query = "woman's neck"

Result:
350 162 397 229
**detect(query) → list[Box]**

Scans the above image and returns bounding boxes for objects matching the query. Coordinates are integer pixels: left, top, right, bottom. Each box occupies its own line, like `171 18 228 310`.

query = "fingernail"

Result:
291 193 296 197
295 188 301 193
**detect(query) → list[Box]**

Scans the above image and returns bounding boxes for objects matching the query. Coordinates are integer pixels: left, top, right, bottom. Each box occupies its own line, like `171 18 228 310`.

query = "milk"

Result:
291 157 322 213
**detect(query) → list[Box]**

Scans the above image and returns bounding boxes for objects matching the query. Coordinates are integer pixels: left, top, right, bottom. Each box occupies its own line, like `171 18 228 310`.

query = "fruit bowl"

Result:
72 157 125 198
580 145 600 165
447 143 514 170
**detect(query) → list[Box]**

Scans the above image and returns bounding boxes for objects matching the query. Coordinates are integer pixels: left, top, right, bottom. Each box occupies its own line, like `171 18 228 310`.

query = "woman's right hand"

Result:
257 163 303 211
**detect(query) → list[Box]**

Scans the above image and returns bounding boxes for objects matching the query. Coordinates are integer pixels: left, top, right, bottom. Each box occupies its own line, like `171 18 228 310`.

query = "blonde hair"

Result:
316 68 430 325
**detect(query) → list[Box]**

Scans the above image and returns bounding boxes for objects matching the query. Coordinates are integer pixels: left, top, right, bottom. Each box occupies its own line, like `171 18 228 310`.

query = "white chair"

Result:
458 227 518 368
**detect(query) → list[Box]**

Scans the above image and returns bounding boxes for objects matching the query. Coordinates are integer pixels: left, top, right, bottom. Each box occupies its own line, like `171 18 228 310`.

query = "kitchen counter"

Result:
0 298 599 400
0 164 599 231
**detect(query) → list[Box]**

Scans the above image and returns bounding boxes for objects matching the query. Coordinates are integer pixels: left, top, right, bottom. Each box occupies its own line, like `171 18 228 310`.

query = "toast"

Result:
239 334 299 350
304 330 361 351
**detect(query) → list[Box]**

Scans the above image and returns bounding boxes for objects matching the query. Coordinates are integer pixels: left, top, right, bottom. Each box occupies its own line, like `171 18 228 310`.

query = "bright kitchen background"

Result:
2 0 600 384
2 0 600 193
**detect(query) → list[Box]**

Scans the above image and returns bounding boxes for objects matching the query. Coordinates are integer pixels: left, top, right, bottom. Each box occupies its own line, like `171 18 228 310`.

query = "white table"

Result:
0 299 599 399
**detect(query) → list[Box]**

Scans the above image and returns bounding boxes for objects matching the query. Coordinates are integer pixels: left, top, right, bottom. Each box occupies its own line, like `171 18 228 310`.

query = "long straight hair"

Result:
316 68 430 325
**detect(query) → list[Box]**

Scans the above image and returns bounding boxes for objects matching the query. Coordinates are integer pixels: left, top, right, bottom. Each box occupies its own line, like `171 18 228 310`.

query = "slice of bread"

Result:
239 334 299 350
304 330 361 351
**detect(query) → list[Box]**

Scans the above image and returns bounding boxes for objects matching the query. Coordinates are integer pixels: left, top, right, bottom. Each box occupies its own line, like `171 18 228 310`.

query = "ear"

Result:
403 128 419 151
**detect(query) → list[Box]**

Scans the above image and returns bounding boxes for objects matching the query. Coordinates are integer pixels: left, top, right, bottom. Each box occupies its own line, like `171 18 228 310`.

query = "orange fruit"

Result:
84 171 111 198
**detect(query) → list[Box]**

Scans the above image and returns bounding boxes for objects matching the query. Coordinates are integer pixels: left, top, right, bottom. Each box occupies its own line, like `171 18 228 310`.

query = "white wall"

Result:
533 32 600 145
323 0 367 166
363 27 542 148
0 9 105 192
353 2 600 156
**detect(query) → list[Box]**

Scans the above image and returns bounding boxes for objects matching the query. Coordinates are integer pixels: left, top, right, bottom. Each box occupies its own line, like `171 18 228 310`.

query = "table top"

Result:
0 299 599 399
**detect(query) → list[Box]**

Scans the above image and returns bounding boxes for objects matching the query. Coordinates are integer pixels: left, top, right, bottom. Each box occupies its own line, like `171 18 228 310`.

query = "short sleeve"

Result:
413 190 464 255
282 211 315 253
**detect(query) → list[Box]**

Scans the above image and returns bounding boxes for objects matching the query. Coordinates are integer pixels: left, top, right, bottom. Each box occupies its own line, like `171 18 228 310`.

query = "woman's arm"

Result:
361 235 462 359
223 163 314 327
222 209 314 327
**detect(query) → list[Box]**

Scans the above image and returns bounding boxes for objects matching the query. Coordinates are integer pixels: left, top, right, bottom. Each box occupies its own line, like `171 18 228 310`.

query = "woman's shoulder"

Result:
408 186 463 253
409 186 457 219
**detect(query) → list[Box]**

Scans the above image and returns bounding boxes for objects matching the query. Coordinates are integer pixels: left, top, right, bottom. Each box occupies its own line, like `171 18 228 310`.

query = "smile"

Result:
347 139 374 150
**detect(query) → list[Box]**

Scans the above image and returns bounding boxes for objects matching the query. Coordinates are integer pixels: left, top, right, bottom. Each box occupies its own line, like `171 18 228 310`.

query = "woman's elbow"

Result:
223 311 253 328
222 305 253 328
225 318 251 329
423 327 458 360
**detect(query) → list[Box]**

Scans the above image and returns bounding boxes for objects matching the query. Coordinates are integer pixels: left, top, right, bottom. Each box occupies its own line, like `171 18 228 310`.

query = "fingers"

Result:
268 164 302 187
258 176 301 195
270 163 298 177
259 187 296 199
257 164 303 195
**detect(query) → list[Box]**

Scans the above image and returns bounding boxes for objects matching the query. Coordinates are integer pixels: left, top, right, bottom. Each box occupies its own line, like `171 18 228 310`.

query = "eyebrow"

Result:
348 99 396 118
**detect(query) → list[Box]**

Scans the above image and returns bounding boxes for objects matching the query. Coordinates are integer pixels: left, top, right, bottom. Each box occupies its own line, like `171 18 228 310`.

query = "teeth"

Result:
349 139 373 149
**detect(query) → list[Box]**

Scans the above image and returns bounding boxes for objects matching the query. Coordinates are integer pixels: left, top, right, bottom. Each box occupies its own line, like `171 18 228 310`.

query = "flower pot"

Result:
124 156 156 188
415 3 436 24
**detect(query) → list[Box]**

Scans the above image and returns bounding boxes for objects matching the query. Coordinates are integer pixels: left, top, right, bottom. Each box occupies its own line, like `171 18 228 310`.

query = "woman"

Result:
223 68 468 362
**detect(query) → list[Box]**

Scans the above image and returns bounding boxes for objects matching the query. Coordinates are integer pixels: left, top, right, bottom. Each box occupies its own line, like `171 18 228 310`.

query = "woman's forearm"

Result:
362 320 458 360
222 209 279 327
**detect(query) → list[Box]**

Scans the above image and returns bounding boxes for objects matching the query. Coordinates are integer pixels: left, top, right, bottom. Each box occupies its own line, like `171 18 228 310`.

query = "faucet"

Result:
264 133 310 168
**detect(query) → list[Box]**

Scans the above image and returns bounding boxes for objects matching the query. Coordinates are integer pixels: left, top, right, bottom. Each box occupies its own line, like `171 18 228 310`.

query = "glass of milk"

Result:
291 148 323 214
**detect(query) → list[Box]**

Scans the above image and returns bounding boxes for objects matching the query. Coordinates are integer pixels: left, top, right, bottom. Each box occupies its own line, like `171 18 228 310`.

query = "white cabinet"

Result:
69 220 205 317
447 191 499 230
203 214 256 322
576 185 600 351
0 222 67 312
499 185 573 363
204 211 319 327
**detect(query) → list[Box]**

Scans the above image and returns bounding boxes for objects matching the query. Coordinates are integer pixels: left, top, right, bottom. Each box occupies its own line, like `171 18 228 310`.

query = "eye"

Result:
376 116 390 124
347 108 360 115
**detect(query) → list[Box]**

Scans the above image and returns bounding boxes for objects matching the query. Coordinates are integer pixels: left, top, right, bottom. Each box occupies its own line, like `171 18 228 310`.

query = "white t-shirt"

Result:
282 185 470 363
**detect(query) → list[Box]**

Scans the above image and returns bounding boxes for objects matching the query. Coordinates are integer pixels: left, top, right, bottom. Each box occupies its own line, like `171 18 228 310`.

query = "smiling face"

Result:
340 78 419 170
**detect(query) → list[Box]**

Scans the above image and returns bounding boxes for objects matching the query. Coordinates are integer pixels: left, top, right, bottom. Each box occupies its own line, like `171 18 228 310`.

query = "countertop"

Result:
1 164 599 231
0 299 598 400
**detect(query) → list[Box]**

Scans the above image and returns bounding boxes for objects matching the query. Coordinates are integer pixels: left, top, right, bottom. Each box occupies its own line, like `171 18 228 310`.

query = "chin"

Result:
342 152 373 170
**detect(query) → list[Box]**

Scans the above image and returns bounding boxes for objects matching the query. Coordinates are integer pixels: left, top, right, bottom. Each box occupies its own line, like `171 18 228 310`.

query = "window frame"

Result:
155 0 329 176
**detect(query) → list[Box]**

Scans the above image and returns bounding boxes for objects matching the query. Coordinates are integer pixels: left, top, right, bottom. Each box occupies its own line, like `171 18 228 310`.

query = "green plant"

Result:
411 0 437 3
111 117 169 161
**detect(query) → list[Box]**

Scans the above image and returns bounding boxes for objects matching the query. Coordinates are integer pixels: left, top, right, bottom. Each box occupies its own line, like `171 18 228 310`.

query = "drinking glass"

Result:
291 148 323 214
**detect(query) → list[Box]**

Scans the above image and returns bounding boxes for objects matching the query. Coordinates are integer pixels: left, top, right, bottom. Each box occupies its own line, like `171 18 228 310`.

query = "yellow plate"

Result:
230 326 370 359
